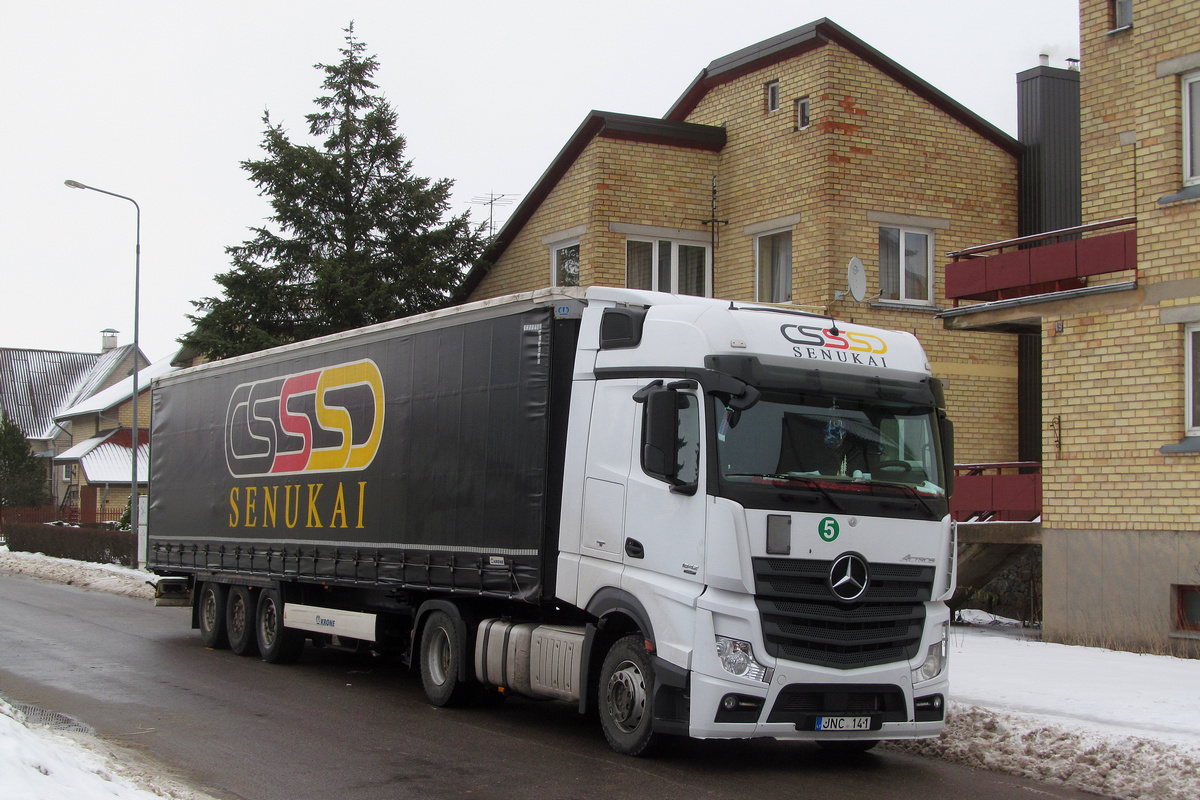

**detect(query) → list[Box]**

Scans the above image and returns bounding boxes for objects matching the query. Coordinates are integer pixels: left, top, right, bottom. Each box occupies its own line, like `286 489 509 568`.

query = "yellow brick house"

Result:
940 0 1200 652
460 19 1025 467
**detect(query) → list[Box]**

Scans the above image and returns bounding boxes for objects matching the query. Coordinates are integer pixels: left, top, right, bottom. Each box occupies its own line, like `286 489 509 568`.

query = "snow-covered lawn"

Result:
3 545 1200 799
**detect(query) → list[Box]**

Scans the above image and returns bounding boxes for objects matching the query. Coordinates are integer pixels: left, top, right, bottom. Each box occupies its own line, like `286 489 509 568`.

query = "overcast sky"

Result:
1 1 1080 361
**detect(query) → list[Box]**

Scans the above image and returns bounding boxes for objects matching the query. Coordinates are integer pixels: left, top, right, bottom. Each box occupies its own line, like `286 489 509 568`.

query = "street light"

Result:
64 180 142 540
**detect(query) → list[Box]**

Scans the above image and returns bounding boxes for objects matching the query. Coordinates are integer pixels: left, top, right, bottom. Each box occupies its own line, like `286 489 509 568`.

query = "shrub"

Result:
2 522 135 566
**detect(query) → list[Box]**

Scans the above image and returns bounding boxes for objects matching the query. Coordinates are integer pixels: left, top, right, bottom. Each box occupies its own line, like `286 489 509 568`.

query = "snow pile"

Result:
0 699 200 800
0 547 155 600
889 704 1200 799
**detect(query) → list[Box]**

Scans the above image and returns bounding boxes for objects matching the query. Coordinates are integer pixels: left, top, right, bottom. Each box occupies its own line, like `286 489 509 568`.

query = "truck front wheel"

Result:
419 611 473 707
598 635 659 756
197 582 228 649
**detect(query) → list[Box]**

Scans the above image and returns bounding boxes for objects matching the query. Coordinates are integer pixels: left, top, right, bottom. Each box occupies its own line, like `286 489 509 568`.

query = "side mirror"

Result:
939 414 955 497
643 388 680 481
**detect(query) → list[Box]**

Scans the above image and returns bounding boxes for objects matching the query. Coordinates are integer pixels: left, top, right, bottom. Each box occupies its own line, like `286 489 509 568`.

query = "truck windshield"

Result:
715 391 945 498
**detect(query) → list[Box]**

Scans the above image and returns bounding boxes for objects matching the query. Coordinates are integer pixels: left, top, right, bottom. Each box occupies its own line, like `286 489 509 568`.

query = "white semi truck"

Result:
149 287 955 756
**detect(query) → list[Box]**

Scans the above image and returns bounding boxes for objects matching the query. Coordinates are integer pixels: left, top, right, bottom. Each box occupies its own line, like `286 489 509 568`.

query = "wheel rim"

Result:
201 590 216 632
426 626 452 686
261 598 278 648
230 595 246 638
605 660 647 734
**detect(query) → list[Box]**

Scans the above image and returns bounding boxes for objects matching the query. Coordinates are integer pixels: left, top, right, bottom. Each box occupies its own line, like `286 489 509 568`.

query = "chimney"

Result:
101 328 119 352
1017 60 1081 236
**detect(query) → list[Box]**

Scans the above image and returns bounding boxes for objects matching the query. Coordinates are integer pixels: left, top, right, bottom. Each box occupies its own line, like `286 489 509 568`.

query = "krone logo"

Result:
224 359 384 478
828 553 870 602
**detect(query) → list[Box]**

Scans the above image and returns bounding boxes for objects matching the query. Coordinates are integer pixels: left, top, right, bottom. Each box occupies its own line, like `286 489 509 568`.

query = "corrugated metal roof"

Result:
55 428 148 485
58 354 177 419
0 345 140 441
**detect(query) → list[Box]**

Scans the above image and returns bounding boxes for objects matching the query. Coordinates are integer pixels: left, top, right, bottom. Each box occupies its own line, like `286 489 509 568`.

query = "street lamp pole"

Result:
64 180 142 539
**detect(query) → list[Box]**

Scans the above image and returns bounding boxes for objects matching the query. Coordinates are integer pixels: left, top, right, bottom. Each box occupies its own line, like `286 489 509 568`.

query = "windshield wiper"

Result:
875 481 939 518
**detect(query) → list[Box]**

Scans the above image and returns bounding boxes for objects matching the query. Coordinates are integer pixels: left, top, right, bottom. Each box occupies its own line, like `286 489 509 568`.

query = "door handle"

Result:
625 538 645 559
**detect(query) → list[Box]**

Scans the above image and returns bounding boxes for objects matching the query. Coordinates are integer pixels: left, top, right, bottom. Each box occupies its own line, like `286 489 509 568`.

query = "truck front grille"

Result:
753 557 933 670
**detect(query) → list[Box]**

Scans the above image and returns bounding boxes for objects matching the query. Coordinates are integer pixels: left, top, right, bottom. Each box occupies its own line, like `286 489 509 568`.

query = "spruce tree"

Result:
0 410 50 509
182 24 485 359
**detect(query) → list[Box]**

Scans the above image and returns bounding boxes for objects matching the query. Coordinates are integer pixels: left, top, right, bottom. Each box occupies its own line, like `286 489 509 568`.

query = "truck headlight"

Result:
911 622 949 684
715 636 771 683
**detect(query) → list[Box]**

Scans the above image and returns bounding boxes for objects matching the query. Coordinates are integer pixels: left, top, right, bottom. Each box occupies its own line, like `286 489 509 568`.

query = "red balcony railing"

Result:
945 217 1136 303
951 462 1041 522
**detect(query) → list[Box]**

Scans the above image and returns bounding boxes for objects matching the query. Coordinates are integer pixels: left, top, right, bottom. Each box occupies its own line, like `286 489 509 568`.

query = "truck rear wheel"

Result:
598 634 659 756
226 585 259 656
197 582 229 649
256 587 305 664
419 611 473 707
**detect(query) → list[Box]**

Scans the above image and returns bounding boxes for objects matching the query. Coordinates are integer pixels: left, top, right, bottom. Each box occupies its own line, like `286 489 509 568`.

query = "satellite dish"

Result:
837 257 867 302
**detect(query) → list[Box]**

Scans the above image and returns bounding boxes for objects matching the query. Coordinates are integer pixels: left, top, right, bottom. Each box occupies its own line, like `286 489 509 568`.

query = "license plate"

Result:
815 715 872 731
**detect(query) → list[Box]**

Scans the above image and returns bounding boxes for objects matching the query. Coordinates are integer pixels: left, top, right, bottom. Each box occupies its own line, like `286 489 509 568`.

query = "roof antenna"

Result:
828 317 840 337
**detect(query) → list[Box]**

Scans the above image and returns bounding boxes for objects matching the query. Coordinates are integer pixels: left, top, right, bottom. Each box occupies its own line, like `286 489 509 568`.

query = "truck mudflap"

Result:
153 576 191 607
650 655 690 736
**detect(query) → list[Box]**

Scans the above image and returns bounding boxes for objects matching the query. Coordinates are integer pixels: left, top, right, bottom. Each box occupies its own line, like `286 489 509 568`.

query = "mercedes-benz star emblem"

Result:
829 553 869 602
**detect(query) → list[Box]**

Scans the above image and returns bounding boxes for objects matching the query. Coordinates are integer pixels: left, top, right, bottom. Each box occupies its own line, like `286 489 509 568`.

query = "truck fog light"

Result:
715 636 770 683
911 622 949 684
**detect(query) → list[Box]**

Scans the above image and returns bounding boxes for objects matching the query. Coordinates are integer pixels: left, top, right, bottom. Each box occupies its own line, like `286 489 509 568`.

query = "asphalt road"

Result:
0 571 1106 800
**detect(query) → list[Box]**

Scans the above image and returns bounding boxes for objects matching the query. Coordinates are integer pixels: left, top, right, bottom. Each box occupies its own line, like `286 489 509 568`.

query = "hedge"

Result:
2 523 135 566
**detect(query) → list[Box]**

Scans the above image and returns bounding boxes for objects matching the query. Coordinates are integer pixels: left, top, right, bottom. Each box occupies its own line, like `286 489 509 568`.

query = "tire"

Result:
419 611 473 707
816 739 879 754
226 585 259 656
598 634 659 757
197 582 229 649
256 587 305 664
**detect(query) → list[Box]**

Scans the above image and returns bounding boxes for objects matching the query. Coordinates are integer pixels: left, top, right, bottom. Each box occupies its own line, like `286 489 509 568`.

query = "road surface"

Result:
0 570 1104 800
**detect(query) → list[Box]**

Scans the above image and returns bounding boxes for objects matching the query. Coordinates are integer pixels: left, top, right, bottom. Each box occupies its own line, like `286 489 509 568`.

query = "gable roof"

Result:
56 354 179 421
455 111 726 301
0 344 138 441
666 18 1020 157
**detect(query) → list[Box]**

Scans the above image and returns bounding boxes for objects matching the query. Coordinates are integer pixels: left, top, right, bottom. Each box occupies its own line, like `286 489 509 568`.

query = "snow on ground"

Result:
4 546 1200 799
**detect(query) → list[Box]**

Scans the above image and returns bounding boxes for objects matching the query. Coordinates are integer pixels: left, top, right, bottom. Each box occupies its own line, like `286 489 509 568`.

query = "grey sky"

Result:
1 0 1079 361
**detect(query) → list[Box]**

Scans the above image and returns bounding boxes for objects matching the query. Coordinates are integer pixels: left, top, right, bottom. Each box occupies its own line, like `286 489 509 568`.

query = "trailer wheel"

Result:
197 582 229 649
256 588 305 664
419 611 473 707
226 585 259 657
598 635 659 756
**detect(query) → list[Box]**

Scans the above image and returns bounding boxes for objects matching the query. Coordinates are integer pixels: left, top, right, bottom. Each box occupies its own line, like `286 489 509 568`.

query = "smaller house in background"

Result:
0 330 145 511
53 355 178 523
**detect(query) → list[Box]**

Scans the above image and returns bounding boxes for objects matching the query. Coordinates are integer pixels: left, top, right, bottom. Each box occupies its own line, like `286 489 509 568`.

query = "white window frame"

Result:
549 238 580 288
755 228 793 303
879 225 935 306
766 81 780 113
1185 71 1200 186
795 97 811 131
1187 323 1200 435
624 237 712 297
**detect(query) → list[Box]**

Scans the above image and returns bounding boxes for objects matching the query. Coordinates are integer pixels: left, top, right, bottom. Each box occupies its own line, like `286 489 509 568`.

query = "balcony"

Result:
951 462 1041 523
945 217 1136 303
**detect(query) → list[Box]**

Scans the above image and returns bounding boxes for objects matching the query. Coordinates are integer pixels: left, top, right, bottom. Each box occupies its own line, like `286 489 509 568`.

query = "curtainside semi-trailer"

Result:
148 286 956 756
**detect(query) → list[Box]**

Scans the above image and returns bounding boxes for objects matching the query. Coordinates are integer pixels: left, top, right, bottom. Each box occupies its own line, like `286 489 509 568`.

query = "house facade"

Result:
461 19 1024 466
0 332 144 512
942 0 1200 652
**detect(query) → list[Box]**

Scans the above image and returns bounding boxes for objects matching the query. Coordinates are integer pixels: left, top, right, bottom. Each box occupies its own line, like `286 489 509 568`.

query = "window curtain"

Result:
771 232 792 302
879 227 900 300
627 241 652 290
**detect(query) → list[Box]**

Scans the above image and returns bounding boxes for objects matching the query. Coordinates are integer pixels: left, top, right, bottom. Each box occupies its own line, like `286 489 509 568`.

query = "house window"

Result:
766 81 780 113
626 238 710 296
756 230 793 303
1185 72 1200 186
879 226 933 304
1175 585 1200 632
1112 0 1133 29
1187 323 1200 434
551 240 580 287
795 97 811 130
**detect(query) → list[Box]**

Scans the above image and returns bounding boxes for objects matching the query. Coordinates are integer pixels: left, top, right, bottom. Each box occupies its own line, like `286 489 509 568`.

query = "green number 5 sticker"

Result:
818 517 840 542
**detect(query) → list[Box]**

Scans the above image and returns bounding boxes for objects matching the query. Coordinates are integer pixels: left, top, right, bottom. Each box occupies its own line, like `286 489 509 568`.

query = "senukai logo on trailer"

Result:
224 359 385 478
